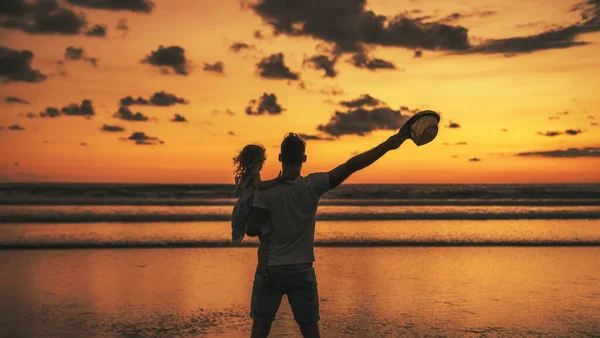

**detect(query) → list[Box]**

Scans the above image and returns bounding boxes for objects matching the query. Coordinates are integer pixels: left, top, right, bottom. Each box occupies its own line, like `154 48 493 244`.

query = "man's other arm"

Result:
328 131 409 189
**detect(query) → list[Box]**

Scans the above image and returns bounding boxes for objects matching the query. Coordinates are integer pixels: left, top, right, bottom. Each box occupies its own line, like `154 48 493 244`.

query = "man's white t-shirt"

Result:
252 172 330 266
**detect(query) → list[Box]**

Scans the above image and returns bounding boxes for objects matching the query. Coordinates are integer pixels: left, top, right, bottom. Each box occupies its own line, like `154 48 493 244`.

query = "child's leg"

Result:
257 235 269 277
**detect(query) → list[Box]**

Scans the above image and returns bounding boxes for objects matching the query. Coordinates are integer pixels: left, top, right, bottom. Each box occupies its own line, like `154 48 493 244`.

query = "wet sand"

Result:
1 247 599 337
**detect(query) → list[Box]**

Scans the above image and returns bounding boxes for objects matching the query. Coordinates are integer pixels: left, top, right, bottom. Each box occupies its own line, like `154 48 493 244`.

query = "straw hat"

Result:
400 110 440 146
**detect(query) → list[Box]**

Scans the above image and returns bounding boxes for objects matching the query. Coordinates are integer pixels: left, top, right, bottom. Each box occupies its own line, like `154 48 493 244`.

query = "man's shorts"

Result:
250 263 319 324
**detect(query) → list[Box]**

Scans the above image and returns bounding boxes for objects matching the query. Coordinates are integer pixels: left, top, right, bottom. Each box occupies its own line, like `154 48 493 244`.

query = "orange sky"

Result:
0 0 599 183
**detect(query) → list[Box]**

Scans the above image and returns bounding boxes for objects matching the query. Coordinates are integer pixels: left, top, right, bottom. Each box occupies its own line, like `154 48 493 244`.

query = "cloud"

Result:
19 112 38 118
113 106 149 121
442 142 468 145
299 133 335 141
250 0 600 57
303 54 337 78
85 24 107 37
245 93 285 115
414 50 423 58
254 30 263 39
256 53 299 80
317 106 409 137
116 18 128 36
66 0 155 13
339 94 383 108
446 121 461 128
80 142 88 146
469 157 482 162
212 108 236 116
536 129 583 137
101 124 125 132
250 0 471 54
142 45 190 75
203 61 224 74
170 114 187 122
350 52 396 70
319 85 345 96
516 147 600 158
65 46 84 60
61 99 95 117
0 45 47 83
125 132 163 145
591 122 598 126
8 124 25 131
5 96 29 104
64 46 99 67
439 11 496 24
549 116 560 120
588 115 596 120
39 107 61 118
230 42 255 53
228 131 235 136
120 91 187 107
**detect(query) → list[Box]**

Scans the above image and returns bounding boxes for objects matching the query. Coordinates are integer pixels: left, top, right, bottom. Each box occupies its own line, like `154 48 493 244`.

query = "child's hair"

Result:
233 144 266 184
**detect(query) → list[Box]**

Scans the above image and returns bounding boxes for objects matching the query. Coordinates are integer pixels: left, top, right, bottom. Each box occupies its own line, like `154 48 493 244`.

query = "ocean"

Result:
1 183 599 337
0 183 599 248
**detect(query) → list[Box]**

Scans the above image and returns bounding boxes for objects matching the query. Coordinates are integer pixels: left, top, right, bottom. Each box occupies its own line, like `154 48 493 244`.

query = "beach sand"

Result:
1 247 599 337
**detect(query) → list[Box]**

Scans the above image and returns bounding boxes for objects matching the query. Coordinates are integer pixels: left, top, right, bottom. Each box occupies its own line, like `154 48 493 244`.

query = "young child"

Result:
231 144 288 276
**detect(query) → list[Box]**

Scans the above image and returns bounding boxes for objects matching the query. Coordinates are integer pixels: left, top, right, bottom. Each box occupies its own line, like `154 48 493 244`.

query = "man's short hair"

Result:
280 133 306 164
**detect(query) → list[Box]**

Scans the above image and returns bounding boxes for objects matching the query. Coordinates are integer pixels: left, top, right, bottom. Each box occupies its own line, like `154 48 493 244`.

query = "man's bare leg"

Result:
251 320 272 338
299 323 320 338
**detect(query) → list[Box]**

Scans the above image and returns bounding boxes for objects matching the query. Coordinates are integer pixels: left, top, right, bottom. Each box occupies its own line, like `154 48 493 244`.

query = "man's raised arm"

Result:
328 131 410 189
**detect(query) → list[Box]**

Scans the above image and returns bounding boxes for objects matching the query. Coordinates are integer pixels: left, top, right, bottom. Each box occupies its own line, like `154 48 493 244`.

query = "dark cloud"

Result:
250 0 471 54
588 115 596 120
230 42 254 53
0 0 87 35
439 11 496 24
61 100 95 117
319 85 345 96
339 94 383 108
85 24 107 37
113 106 149 121
120 91 187 107
21 112 38 118
256 53 299 80
142 45 190 75
591 122 599 126
116 18 128 36
0 45 47 83
203 61 224 74
170 114 187 122
414 50 423 58
317 106 409 137
66 0 155 13
299 133 335 141
447 121 461 128
8 124 25 131
64 46 99 67
14 161 19 166
516 147 600 158
228 131 235 136
39 107 60 118
536 129 583 137
254 30 263 39
469 157 482 162
303 54 337 78
101 124 125 132
245 93 285 115
0 0 29 16
125 132 163 145
442 142 468 145
80 142 88 146
5 96 29 104
350 52 396 70
65 46 84 60
466 22 599 55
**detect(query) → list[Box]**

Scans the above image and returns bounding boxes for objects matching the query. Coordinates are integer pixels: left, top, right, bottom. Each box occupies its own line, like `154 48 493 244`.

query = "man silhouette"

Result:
246 130 410 338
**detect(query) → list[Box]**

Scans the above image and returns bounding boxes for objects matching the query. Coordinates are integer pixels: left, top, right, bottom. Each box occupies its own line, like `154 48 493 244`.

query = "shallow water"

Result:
0 247 598 337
